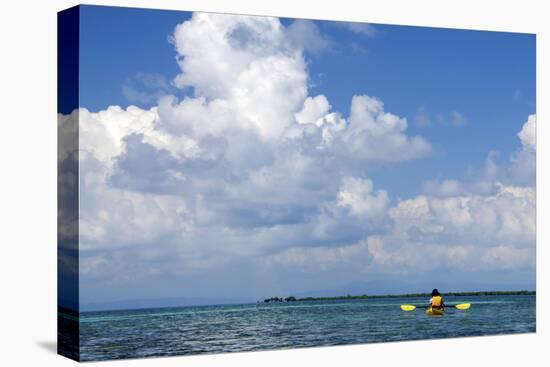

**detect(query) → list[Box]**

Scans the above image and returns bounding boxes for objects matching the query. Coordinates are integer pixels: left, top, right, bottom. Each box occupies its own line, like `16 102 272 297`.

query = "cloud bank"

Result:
59 13 536 302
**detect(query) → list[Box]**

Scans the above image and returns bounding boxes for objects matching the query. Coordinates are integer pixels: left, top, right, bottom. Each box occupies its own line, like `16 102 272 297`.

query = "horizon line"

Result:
66 289 536 314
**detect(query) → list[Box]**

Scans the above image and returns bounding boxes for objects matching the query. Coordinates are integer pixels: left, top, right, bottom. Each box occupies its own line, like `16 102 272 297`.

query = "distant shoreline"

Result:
73 290 536 313
263 290 536 303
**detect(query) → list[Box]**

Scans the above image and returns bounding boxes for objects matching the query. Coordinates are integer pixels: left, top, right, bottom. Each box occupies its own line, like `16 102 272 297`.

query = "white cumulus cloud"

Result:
518 114 536 150
337 177 389 218
365 116 536 273
335 95 432 161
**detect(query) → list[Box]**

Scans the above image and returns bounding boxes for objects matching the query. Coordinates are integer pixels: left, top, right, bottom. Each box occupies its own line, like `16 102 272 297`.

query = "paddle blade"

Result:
455 303 471 310
401 305 416 311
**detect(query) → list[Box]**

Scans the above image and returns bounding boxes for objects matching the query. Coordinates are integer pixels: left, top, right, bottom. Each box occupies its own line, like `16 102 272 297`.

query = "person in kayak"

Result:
429 289 445 309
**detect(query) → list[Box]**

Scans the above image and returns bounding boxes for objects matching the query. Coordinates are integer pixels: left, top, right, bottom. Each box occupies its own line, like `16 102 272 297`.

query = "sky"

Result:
61 5 536 310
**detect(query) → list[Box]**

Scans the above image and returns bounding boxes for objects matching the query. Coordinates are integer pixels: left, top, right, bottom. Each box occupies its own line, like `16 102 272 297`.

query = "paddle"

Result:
400 303 471 311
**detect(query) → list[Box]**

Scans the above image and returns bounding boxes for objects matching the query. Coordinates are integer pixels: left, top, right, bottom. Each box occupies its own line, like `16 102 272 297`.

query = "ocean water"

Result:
68 295 535 361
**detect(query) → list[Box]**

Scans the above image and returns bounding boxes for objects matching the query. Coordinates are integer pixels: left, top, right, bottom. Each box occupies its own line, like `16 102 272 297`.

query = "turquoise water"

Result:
72 295 535 361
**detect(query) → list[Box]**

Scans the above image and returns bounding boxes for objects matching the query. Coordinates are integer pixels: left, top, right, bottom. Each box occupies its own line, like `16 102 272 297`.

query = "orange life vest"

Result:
431 295 442 307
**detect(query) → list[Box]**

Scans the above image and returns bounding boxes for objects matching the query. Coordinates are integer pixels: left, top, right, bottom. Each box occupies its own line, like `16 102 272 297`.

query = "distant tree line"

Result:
263 296 297 303
262 290 535 303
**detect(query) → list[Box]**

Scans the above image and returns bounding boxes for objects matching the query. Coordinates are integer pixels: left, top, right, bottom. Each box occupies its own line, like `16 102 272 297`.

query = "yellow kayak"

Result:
426 306 445 316
401 303 470 314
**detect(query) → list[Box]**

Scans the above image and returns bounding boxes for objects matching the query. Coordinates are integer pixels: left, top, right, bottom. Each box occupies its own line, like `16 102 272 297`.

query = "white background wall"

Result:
0 0 548 366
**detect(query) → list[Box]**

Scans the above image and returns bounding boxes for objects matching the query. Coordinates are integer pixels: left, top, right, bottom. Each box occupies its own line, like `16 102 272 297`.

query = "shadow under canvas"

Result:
36 340 57 354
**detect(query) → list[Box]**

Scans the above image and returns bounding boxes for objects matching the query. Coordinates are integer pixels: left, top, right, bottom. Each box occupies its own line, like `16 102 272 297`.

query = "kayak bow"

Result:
426 306 445 316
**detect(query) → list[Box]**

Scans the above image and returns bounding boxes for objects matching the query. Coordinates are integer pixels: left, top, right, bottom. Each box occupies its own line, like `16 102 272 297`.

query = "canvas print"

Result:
58 5 536 362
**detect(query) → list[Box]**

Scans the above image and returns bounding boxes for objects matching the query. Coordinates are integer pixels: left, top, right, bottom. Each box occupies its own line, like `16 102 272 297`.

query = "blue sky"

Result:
80 6 535 200
69 5 536 309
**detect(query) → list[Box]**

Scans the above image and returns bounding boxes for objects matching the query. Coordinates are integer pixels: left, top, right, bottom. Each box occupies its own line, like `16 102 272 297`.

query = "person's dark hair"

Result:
431 288 440 296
